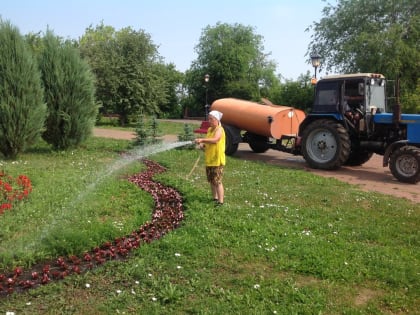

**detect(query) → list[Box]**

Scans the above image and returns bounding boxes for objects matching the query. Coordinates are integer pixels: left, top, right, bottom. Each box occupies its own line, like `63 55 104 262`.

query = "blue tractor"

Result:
205 73 420 183
298 73 420 183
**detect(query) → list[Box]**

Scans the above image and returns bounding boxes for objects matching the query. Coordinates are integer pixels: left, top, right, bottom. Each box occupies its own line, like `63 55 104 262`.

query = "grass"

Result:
95 117 200 136
0 131 419 314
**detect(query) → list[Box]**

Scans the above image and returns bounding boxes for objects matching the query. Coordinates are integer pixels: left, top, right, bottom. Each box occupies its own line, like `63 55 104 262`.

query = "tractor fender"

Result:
382 140 408 167
298 113 342 137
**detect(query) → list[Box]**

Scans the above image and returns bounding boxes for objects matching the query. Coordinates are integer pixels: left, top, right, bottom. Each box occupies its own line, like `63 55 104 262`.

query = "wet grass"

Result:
0 136 418 314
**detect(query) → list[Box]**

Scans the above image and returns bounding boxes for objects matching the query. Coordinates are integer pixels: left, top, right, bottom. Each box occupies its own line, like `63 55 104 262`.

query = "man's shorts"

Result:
206 166 224 185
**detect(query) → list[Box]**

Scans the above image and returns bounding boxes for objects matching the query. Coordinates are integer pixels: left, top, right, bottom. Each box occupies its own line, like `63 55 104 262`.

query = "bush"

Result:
134 114 162 146
177 123 196 149
0 19 46 159
39 30 98 150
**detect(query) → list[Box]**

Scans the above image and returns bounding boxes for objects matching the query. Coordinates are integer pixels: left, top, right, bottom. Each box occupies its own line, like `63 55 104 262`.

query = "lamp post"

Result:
310 54 321 84
204 74 210 120
258 79 264 99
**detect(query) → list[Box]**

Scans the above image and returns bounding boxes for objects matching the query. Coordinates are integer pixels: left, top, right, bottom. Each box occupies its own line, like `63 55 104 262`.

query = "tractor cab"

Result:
313 73 386 112
311 73 387 135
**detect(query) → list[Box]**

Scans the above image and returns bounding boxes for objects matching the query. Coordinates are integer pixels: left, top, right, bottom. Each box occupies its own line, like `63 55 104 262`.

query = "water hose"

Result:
186 155 201 179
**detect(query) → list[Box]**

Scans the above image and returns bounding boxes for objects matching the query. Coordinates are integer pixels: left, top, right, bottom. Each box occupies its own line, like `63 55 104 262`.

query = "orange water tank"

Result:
210 98 306 139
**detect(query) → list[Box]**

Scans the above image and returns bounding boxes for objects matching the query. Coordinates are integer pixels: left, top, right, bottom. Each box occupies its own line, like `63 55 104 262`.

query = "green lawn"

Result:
96 117 201 136
0 133 418 314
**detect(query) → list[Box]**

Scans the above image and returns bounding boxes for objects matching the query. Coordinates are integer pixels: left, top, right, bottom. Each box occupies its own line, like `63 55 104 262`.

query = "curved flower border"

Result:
0 159 185 296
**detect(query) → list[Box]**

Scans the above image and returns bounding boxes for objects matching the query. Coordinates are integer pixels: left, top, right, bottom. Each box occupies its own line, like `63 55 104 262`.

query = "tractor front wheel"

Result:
301 119 351 170
389 146 420 183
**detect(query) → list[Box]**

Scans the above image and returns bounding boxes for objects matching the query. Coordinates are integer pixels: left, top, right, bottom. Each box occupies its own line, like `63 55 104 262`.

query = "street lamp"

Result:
310 54 321 84
258 79 264 99
204 74 210 119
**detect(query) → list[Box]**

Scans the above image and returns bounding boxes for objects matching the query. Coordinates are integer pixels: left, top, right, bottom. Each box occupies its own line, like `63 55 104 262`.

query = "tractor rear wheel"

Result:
301 119 351 170
389 146 420 183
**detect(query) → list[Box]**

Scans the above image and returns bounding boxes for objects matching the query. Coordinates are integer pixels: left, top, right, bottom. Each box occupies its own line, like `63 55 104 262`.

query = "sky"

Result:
1 0 328 80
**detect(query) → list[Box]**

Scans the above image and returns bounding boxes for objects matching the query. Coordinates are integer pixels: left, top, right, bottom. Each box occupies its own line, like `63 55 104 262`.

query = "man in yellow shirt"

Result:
195 110 226 206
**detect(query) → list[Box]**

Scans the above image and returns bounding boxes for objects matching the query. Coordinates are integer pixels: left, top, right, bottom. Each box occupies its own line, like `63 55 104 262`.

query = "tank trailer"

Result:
196 73 420 183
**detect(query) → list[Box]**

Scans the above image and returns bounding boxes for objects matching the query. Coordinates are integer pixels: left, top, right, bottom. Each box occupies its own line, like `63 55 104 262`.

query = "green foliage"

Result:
134 113 149 146
269 72 315 112
401 78 420 113
153 63 185 118
177 123 196 149
149 116 160 140
38 30 98 150
185 22 279 116
308 0 420 110
0 19 46 159
134 114 162 146
79 23 183 123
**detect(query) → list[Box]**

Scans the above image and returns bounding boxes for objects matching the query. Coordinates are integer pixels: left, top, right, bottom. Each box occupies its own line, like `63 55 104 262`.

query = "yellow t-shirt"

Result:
204 125 226 166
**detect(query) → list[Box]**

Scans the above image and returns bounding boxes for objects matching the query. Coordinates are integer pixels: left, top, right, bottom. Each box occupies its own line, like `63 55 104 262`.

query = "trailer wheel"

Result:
389 146 420 183
246 133 270 153
223 125 239 156
301 119 350 170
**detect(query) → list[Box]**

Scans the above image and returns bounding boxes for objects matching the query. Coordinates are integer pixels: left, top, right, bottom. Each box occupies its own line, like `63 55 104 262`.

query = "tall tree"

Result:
153 63 185 118
38 30 97 150
79 23 168 124
185 22 278 116
0 19 46 159
307 0 420 111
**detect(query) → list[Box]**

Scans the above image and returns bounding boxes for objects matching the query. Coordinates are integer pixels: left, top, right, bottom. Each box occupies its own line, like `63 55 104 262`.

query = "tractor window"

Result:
313 82 339 113
318 90 338 105
344 80 365 112
367 84 386 113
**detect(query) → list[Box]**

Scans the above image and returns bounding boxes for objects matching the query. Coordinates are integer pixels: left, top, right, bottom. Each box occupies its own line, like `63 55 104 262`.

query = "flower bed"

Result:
0 173 32 214
0 159 185 296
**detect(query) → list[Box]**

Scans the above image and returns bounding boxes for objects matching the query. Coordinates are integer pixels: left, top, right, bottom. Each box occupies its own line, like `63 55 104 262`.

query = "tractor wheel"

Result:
224 125 239 156
301 119 351 170
389 146 420 183
345 148 373 166
246 133 270 153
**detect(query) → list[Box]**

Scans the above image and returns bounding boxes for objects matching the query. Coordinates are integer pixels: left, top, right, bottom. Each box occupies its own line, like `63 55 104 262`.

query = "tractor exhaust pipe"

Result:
392 76 401 127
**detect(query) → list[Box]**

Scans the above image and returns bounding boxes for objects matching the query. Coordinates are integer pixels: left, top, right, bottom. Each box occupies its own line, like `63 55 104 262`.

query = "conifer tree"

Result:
39 30 97 149
0 19 46 159
177 124 196 149
149 116 162 144
134 113 149 146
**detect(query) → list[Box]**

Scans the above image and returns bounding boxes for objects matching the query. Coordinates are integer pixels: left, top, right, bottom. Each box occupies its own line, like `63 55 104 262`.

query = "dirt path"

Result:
234 145 419 204
93 127 419 204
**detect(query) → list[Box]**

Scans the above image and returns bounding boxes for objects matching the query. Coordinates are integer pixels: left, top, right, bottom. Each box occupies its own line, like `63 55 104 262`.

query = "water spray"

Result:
79 140 195 201
28 140 194 250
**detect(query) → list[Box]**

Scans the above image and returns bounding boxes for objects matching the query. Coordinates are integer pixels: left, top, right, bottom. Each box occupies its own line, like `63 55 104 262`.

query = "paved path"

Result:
93 128 178 142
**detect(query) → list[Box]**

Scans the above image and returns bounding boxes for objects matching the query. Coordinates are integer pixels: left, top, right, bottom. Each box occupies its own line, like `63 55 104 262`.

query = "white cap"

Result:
209 110 223 121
